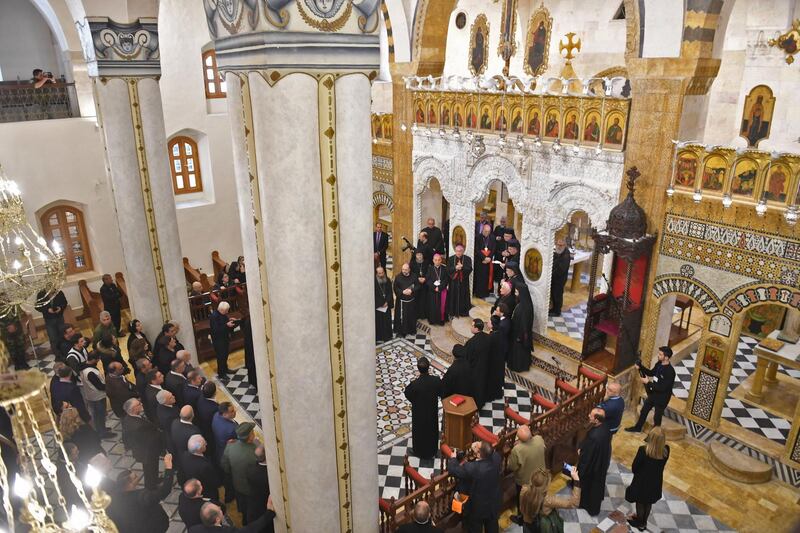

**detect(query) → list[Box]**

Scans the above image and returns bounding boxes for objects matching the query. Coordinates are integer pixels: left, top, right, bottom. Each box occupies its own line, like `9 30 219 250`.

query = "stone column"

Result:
83 17 196 357
209 3 381 531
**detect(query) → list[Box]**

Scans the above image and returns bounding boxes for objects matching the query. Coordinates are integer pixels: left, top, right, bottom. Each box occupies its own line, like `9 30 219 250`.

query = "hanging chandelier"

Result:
0 167 65 319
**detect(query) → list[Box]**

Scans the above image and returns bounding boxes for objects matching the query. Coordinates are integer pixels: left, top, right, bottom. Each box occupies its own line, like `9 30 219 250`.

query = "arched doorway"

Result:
419 177 450 256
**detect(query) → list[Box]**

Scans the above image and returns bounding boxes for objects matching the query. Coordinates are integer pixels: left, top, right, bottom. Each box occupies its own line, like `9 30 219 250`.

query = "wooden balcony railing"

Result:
0 81 78 123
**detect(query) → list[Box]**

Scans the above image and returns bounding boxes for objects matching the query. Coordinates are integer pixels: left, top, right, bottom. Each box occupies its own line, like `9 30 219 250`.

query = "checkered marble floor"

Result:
547 302 588 340
501 461 735 533
216 368 261 428
673 335 798 446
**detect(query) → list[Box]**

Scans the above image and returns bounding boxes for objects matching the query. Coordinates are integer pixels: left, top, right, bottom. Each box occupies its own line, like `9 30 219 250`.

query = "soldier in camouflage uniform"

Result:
0 312 29 370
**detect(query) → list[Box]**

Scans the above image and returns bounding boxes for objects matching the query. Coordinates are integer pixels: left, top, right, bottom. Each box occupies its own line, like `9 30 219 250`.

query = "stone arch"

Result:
651 276 721 314
546 183 613 231
720 283 800 318
372 191 394 212
467 155 526 208
413 155 450 233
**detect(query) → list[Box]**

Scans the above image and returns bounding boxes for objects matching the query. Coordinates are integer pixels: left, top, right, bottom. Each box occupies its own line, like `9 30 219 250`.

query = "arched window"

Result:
168 136 203 194
202 50 226 98
40 205 93 275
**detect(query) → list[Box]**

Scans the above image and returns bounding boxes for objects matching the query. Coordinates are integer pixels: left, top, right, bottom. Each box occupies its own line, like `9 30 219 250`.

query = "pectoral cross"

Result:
497 0 519 76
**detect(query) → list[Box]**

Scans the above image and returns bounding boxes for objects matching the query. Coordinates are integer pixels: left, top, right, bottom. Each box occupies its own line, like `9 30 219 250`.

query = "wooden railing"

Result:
183 257 212 291
379 372 607 531
187 282 247 362
0 81 78 123
77 280 102 327
115 272 130 310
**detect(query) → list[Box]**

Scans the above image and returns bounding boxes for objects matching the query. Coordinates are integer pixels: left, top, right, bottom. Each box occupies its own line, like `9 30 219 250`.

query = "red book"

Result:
449 395 465 407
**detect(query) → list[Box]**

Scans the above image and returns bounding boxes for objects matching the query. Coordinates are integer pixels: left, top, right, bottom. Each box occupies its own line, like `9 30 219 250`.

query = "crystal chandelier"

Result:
0 357 117 531
0 167 65 319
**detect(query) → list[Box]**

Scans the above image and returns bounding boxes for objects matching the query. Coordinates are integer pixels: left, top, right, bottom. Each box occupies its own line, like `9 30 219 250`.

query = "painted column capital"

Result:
81 17 160 78
206 0 380 74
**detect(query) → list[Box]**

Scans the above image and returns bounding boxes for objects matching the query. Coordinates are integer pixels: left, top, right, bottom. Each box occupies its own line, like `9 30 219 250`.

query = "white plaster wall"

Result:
0 0 63 81
444 0 626 81
158 0 242 274
640 0 683 58
371 81 393 113
0 117 124 312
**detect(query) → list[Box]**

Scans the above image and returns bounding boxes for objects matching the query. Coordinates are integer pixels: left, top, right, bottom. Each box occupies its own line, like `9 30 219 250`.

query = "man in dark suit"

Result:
120 398 163 489
156 391 180 448
165 359 188 406
373 222 390 269
50 365 90 422
107 453 174 533
626 346 676 432
398 501 443 532
183 370 204 409
189 499 275 533
210 301 237 378
245 445 270 523
182 435 222 500
179 478 226 529
212 402 238 464
134 358 153 398
172 405 201 458
143 370 165 423
446 441 502 533
105 362 139 419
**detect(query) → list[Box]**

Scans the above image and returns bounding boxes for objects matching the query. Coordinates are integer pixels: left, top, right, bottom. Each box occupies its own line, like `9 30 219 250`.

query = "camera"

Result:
401 236 416 253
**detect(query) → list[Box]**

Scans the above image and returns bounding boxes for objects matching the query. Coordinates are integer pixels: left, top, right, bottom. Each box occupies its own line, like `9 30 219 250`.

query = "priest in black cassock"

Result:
404 357 442 459
462 318 491 408
426 254 448 326
503 241 521 274
508 285 533 372
422 218 444 256
578 408 612 516
447 244 473 318
393 263 418 337
550 237 572 317
443 345 474 400
487 308 511 401
415 231 433 264
491 280 517 317
474 224 496 298
492 216 515 243
410 251 429 320
374 267 394 343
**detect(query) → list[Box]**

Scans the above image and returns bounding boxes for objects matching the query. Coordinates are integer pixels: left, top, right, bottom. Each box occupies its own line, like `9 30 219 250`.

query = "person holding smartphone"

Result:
519 466 580 531
625 346 676 432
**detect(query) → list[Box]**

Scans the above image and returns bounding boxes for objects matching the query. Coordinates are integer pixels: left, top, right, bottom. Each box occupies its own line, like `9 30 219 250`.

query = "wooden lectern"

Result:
442 395 478 451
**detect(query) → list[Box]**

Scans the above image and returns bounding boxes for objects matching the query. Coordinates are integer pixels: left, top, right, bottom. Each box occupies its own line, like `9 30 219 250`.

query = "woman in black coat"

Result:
625 426 670 531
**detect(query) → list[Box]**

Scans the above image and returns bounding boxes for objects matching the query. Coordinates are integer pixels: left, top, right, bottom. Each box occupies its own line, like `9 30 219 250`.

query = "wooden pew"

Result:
188 284 247 363
183 257 212 292
211 251 227 281
78 280 102 327
114 272 130 311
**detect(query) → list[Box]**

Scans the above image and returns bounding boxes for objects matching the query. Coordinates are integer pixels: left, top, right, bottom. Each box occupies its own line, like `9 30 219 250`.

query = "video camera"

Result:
401 236 416 253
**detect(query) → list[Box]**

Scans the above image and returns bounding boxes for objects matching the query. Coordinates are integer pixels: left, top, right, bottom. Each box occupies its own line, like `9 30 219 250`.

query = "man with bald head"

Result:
393 263 419 337
508 425 546 525
181 435 222 500
165 358 188 406
156 390 179 451
172 405 201 458
190 281 204 297
105 361 139 419
398 500 443 532
599 381 624 435
189 498 275 532
422 217 444 257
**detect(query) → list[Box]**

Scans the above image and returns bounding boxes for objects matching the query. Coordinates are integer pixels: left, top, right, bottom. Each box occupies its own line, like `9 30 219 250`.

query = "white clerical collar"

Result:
258 461 267 466
180 419 193 425
170 371 185 378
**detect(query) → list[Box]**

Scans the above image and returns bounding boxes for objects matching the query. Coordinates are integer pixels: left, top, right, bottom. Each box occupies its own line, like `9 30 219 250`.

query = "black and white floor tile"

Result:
216 369 261 428
672 335 797 446
547 302 588 340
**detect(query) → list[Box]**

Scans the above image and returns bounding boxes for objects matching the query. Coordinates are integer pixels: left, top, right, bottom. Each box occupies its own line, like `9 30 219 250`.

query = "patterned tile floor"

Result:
547 302 588 340
672 335 799 446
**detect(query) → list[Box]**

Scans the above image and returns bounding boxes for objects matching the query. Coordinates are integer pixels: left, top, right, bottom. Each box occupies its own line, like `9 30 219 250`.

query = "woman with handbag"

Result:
625 426 670 531
519 467 581 533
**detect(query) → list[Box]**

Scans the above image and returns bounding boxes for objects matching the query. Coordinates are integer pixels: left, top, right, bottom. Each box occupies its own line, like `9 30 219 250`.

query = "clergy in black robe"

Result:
422 218 444 256
503 242 521 276
447 245 473 318
393 264 418 336
493 230 514 293
474 224 496 298
375 267 394 343
426 255 448 326
578 408 613 516
492 217 515 243
491 280 517 317
550 238 572 317
462 319 491 407
410 253 430 320
508 285 533 372
415 231 433 263
487 310 511 401
403 357 442 459
443 346 474 400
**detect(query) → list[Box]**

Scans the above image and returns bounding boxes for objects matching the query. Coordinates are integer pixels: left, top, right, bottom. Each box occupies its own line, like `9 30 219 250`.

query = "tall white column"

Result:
83 17 196 357
210 2 382 531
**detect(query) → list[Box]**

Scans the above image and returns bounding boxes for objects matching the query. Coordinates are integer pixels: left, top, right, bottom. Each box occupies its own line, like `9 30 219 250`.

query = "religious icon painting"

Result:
479 104 493 131
427 103 438 125
372 115 382 139
509 107 524 134
701 342 724 372
563 109 579 140
497 0 518 59
440 103 452 127
524 5 553 76
523 247 543 282
731 158 758 198
527 108 542 136
603 111 625 147
465 103 478 129
494 105 508 132
701 155 726 192
739 85 775 148
452 225 467 249
542 107 560 139
453 103 464 128
469 14 490 76
582 110 601 143
675 152 699 189
382 115 393 141
415 101 425 124
764 163 791 203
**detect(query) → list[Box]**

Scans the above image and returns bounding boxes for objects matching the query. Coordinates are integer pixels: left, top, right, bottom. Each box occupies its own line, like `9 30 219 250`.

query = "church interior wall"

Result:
0 0 64 81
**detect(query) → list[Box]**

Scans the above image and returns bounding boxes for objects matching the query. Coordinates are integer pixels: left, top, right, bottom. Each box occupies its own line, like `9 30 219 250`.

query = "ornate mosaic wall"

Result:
690 371 719 421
